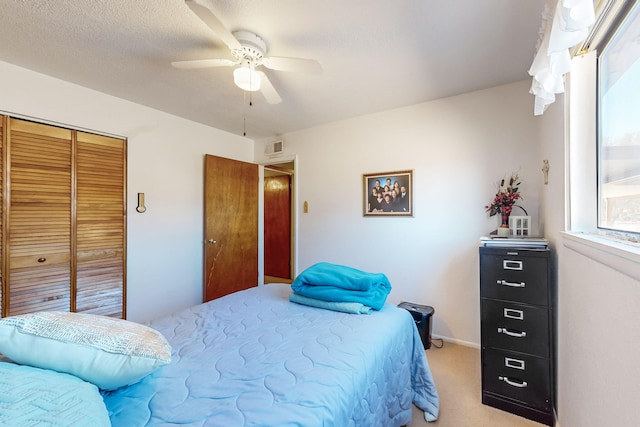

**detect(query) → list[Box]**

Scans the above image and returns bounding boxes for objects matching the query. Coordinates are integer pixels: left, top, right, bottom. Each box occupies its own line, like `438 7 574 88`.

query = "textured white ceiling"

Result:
0 0 547 139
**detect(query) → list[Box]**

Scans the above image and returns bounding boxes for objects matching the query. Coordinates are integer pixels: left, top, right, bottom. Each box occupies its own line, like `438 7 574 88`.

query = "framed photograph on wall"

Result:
363 170 413 216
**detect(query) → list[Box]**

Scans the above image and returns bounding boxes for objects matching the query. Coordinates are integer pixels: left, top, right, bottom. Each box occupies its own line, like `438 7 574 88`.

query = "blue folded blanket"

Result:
291 262 391 310
289 292 373 314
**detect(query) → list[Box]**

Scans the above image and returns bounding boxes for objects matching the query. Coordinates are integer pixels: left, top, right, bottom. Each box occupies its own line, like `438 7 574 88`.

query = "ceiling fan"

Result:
172 0 323 104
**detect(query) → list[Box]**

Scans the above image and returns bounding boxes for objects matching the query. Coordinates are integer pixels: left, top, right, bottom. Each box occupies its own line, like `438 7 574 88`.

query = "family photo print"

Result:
363 170 413 216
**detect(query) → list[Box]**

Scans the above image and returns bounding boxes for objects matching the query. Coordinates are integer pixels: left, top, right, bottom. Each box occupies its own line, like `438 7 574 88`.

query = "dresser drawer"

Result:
483 348 552 412
480 250 549 306
481 299 549 357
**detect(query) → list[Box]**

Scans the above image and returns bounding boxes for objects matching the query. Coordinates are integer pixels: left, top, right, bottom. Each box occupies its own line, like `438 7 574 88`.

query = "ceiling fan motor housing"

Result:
232 31 267 62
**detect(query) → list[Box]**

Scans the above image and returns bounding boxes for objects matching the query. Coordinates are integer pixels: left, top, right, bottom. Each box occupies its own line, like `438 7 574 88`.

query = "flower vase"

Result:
497 209 510 236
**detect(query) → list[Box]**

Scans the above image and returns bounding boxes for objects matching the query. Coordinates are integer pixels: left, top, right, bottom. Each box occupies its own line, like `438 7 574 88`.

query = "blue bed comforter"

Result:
102 284 439 426
291 262 392 310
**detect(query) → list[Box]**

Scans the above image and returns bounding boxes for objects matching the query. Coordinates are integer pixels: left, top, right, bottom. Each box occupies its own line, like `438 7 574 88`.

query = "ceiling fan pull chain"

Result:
243 91 248 136
241 90 254 136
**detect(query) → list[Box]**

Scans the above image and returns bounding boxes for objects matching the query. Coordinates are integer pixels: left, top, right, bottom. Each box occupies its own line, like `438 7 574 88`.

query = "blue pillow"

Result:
0 362 111 426
0 311 172 390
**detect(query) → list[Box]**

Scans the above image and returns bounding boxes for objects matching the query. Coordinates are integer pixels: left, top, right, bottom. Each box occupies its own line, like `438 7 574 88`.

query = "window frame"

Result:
595 0 640 237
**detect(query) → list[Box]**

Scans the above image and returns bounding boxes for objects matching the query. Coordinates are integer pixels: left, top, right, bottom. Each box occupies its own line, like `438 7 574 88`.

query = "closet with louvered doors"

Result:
0 115 126 319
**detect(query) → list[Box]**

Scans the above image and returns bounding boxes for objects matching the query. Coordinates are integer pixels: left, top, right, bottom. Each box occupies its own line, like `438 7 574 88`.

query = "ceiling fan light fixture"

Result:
233 64 261 92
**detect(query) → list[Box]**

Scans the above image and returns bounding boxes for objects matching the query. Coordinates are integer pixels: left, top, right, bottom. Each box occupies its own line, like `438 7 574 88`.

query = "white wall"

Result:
256 80 542 346
556 245 640 427
0 61 253 323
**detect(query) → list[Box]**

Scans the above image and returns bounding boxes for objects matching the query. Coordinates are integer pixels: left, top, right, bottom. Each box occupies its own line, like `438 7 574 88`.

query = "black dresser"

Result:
479 245 556 426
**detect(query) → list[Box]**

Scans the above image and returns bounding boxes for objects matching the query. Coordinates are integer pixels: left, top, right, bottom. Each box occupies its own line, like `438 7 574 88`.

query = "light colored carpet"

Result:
410 342 547 427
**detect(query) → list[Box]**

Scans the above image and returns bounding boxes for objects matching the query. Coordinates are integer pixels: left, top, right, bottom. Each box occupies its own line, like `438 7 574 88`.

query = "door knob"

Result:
208 239 217 244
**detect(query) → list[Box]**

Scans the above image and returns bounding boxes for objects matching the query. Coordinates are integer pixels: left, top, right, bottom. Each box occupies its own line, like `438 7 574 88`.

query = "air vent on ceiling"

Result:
265 139 284 155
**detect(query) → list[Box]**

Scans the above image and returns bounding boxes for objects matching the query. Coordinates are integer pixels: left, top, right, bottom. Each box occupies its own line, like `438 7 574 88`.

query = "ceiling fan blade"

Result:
262 56 322 74
256 71 282 104
185 0 242 51
171 58 237 70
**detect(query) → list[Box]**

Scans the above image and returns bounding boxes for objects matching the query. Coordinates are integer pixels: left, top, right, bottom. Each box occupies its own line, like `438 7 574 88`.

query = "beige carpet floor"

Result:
410 342 547 427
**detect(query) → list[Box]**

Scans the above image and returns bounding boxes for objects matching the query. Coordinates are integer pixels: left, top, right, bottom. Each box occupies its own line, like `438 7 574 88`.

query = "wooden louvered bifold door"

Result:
0 117 4 312
0 115 126 319
75 132 125 318
6 119 72 315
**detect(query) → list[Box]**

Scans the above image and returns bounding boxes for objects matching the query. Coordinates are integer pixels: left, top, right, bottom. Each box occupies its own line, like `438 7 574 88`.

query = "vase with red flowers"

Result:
485 173 527 236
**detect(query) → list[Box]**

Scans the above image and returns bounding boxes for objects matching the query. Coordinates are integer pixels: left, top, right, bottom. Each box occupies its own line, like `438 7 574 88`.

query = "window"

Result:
597 2 640 234
564 1 640 277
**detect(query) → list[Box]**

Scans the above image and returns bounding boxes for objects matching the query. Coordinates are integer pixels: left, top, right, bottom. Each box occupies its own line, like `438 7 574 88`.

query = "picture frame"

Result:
363 170 413 216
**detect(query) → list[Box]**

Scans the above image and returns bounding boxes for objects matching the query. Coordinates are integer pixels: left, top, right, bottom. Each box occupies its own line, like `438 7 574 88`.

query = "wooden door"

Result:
6 118 72 315
203 155 258 302
0 117 4 313
264 174 291 279
75 131 126 318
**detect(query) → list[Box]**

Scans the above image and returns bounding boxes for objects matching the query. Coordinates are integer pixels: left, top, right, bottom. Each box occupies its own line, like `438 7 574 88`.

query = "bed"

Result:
0 283 439 426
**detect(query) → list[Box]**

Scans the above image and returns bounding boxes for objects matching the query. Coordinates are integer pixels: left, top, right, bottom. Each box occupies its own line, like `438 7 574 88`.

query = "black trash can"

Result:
398 302 435 349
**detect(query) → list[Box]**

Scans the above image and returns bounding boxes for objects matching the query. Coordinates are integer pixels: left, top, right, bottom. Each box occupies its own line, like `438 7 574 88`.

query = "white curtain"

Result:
529 0 596 115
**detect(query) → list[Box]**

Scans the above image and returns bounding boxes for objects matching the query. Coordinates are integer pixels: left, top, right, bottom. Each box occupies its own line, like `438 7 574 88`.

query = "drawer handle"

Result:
497 280 525 288
497 327 526 338
499 376 528 388
505 357 525 370
503 260 523 270
38 258 46 263
504 308 524 320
